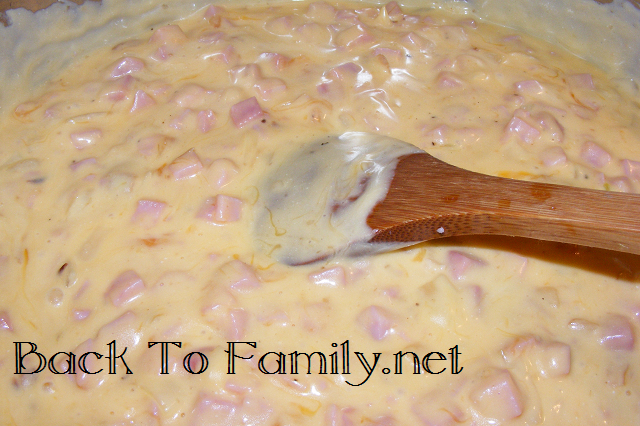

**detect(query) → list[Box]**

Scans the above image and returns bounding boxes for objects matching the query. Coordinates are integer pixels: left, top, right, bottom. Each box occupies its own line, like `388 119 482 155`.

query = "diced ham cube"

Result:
149 24 188 44
357 305 394 340
130 90 155 113
470 370 524 421
109 57 145 79
530 342 571 378
254 78 287 101
568 73 595 90
436 72 464 88
219 260 261 292
206 158 239 188
514 80 544 95
599 315 635 351
226 308 248 340
335 25 374 48
197 110 216 133
504 113 540 144
297 22 332 45
204 5 225 20
172 84 208 108
105 270 145 307
168 149 203 180
540 146 567 167
580 140 611 168
97 311 140 349
229 64 262 85
73 309 91 321
197 194 243 223
131 199 166 227
137 134 172 157
447 250 485 280
265 16 295 36
229 97 265 128
191 393 240 425
74 339 105 389
70 129 102 150
385 1 404 20
0 311 13 331
622 159 640 181
308 266 346 287
305 2 336 22
69 157 97 171
606 176 633 192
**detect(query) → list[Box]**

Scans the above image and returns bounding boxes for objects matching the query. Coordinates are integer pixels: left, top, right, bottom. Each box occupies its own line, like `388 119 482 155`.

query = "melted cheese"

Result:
1 1 640 425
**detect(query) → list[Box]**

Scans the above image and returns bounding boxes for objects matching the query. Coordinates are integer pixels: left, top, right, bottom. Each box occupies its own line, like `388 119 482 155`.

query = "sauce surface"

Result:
1 1 640 425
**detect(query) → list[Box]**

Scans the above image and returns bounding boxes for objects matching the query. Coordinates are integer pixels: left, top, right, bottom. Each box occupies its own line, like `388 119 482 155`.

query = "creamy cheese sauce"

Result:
1 1 640 425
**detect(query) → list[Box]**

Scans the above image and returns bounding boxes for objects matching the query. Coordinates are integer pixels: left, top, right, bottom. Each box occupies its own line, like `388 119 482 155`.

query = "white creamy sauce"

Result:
0 1 640 425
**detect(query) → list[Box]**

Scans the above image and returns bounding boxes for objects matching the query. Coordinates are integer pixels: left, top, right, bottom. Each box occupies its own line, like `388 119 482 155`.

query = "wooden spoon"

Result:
368 152 640 255
256 133 640 265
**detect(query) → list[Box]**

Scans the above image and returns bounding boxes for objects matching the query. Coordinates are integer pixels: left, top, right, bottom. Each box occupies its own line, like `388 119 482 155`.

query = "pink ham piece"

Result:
69 157 97 171
568 73 595 90
172 84 208 108
130 90 155 113
357 305 394 340
197 110 216 133
306 2 336 22
335 24 374 48
226 308 248 340
229 64 262 85
168 149 203 180
530 342 571 378
254 78 287 101
581 140 611 168
109 57 144 79
308 266 347 287
504 112 540 144
73 309 91 321
265 16 295 36
326 62 361 81
96 311 141 348
599 315 635 351
70 129 102 150
197 194 242 223
385 1 404 20
219 260 261 293
470 370 524 421
436 72 464 89
0 311 13 331
105 270 145 307
539 146 567 167
258 52 292 71
74 338 106 389
514 80 544 95
206 45 239 64
622 158 640 181
447 250 485 280
206 158 239 188
131 199 167 227
204 5 225 20
230 97 265 128
191 393 239 425
149 24 188 45
606 176 633 192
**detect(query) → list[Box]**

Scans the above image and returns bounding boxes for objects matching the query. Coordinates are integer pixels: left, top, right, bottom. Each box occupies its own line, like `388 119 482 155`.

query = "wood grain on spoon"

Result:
368 152 640 255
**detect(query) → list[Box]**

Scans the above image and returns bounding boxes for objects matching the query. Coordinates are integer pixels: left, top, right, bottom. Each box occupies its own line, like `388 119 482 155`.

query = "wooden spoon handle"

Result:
368 153 640 254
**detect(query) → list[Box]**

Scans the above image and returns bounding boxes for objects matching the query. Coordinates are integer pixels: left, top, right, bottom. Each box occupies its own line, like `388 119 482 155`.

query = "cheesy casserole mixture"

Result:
1 1 640 424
